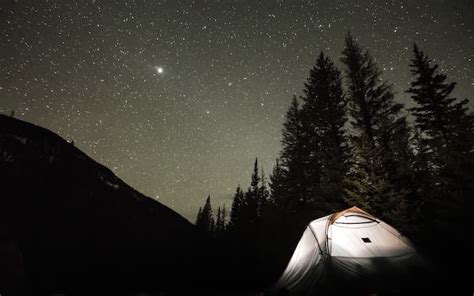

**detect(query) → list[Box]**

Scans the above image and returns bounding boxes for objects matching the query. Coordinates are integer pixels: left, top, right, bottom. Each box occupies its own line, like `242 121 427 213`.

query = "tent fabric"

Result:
328 206 372 224
274 207 421 295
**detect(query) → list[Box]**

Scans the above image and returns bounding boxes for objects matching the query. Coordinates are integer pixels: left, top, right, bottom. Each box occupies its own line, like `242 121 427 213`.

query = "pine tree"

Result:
215 206 225 239
300 51 349 215
221 205 226 230
406 44 473 245
195 207 203 225
228 185 244 232
267 158 292 245
250 158 260 192
340 33 411 226
195 195 215 234
216 207 221 229
267 158 292 234
257 167 269 218
228 160 269 238
245 158 260 227
407 44 473 170
279 96 307 205
237 159 268 223
269 159 287 207
408 127 431 231
267 97 317 263
344 134 409 223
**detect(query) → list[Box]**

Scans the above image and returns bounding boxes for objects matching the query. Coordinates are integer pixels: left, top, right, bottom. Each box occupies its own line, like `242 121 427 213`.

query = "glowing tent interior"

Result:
274 206 423 295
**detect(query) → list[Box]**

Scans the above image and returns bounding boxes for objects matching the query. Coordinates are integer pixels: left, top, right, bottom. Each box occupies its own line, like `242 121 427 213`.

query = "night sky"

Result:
1 0 472 221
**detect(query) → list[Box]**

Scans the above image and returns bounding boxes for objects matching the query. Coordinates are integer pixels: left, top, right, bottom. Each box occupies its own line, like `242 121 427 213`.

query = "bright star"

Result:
155 66 164 74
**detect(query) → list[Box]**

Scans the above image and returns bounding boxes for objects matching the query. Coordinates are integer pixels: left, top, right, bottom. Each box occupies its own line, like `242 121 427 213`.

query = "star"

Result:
155 66 164 75
1 0 471 221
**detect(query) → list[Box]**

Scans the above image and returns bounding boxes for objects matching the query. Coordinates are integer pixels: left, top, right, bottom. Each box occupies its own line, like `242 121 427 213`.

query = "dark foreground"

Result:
0 114 469 295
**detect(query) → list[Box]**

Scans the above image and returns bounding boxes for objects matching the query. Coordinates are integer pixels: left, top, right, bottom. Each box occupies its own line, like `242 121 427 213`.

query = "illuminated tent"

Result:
274 206 422 295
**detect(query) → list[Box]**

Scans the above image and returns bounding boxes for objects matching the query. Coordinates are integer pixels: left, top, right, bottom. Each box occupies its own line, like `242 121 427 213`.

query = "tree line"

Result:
195 34 473 282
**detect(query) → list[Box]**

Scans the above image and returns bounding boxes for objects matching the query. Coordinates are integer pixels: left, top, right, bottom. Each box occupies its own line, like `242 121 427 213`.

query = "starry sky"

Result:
1 0 473 221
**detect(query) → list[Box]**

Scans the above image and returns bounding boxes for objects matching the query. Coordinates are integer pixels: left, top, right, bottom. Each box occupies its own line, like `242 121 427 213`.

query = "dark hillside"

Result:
0 114 220 294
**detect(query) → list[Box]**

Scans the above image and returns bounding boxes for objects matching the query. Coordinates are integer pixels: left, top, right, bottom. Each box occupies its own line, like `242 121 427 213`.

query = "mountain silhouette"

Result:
0 114 219 294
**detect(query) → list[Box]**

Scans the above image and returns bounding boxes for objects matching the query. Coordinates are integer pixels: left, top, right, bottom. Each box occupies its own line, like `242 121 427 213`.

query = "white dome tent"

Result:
274 206 423 295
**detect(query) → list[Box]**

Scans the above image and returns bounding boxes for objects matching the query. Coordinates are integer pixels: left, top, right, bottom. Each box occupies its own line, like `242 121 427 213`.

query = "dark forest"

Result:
195 35 472 294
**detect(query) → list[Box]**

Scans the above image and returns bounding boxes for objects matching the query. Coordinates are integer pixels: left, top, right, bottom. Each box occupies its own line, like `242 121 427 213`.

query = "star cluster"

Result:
1 0 472 220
